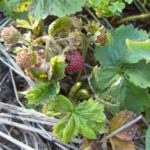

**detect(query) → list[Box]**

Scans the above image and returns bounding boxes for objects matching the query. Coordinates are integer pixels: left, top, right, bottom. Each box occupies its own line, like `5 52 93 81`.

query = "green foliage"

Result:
88 0 133 17
90 25 150 113
146 126 150 150
95 25 149 67
49 56 66 80
32 0 86 20
48 17 73 37
29 68 47 81
25 82 60 105
124 40 150 64
0 0 30 19
123 82 150 113
1 0 86 20
124 61 150 89
89 67 120 93
50 97 106 143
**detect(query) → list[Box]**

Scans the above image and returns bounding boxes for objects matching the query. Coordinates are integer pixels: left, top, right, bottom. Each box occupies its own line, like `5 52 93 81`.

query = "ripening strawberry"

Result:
16 50 34 69
1 26 20 44
65 50 84 74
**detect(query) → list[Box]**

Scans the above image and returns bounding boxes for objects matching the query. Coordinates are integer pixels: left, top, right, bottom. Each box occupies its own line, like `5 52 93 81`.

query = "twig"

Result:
0 56 33 86
0 102 55 121
0 45 34 85
85 6 99 21
9 69 24 107
0 144 13 150
100 115 143 142
0 113 54 126
0 131 34 150
118 13 150 24
0 72 9 86
84 6 113 29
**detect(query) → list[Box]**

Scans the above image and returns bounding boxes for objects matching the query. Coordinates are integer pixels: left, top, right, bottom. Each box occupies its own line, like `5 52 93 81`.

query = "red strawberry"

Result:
65 50 84 74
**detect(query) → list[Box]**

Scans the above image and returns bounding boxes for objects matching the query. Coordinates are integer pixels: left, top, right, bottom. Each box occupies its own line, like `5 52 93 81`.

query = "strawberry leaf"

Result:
49 56 66 80
124 82 150 113
52 98 106 143
88 66 121 93
53 115 77 143
124 61 150 88
32 0 86 20
146 126 150 150
95 25 149 67
25 82 60 105
124 40 150 64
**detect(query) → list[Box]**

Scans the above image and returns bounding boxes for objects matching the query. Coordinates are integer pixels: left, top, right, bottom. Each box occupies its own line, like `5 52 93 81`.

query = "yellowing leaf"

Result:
15 0 33 12
52 98 106 143
16 19 32 29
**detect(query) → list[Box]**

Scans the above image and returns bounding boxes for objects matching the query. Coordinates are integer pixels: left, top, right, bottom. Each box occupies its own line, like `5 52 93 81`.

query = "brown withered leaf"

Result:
109 110 138 150
110 137 136 150
82 138 104 150
82 138 92 150
109 110 138 141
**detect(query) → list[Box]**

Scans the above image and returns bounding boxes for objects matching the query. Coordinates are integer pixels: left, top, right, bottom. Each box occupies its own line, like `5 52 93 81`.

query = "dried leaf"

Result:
109 111 137 150
110 137 135 150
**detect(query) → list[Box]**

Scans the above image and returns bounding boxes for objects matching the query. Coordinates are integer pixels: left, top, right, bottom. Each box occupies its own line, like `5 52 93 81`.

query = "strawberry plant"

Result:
0 0 133 20
89 25 150 114
88 0 133 16
1 0 150 149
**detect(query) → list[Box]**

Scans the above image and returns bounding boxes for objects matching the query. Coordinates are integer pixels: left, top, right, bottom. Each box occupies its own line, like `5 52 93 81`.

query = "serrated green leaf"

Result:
49 56 66 80
26 82 60 105
55 95 74 112
53 116 68 140
29 67 47 81
109 2 125 13
62 114 76 143
124 39 150 64
32 0 86 20
88 0 101 6
95 25 149 67
88 66 121 94
146 126 150 150
78 117 97 139
31 0 50 20
51 0 86 17
52 98 106 143
100 77 126 114
124 61 150 88
123 82 150 113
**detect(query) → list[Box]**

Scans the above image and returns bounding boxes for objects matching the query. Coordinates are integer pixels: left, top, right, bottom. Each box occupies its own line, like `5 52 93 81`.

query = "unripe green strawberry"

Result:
76 89 90 100
16 50 35 69
68 82 82 98
1 26 20 44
